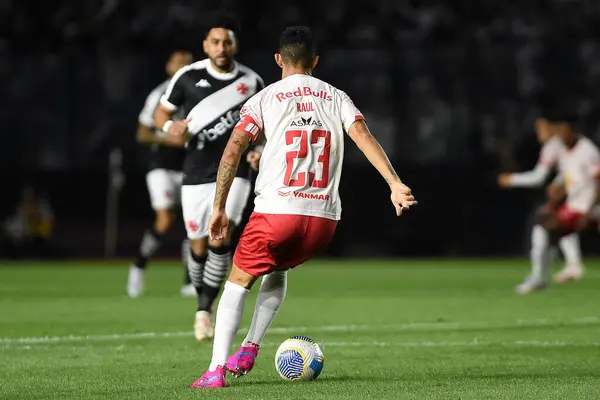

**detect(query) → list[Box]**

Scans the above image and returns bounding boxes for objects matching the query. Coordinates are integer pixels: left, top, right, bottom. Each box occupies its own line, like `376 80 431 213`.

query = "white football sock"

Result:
243 270 287 347
558 233 582 266
530 225 551 282
209 281 249 371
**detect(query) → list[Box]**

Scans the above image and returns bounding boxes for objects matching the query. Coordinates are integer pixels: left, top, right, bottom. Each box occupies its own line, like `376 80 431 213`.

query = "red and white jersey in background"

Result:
509 135 567 187
539 136 568 167
560 136 600 212
235 74 364 220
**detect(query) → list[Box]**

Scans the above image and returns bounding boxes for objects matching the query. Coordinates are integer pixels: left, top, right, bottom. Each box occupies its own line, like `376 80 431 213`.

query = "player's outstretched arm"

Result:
136 123 185 147
347 120 417 215
498 164 551 188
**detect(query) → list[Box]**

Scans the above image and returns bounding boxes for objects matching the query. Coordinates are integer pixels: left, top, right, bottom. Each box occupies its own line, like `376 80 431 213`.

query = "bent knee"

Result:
228 264 259 289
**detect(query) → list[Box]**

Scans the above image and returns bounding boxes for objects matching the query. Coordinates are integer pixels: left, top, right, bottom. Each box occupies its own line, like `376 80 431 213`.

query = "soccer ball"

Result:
275 336 324 381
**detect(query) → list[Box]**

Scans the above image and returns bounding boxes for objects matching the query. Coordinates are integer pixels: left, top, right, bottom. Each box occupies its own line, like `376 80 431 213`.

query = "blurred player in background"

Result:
127 50 193 298
156 13 264 340
191 26 417 389
498 117 584 284
515 111 600 294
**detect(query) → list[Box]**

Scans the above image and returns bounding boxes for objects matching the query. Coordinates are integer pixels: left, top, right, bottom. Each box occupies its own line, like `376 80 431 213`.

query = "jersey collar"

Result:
206 60 239 81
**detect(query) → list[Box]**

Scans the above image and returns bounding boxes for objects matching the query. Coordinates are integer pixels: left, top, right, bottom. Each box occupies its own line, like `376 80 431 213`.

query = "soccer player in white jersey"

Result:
516 111 600 294
127 50 194 298
189 26 417 389
498 117 584 284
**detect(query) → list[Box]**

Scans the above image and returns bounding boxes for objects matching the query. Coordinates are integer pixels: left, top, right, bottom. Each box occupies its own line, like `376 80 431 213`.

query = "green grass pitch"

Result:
1 259 599 399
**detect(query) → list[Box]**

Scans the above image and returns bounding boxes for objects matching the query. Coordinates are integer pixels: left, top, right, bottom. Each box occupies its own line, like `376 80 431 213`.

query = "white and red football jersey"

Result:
539 135 568 167
509 135 568 187
560 136 600 212
235 74 364 220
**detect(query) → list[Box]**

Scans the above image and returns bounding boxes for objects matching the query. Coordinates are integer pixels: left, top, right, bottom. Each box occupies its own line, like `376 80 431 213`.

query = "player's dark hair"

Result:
542 106 578 126
204 11 241 37
539 94 578 125
279 26 316 67
169 49 192 59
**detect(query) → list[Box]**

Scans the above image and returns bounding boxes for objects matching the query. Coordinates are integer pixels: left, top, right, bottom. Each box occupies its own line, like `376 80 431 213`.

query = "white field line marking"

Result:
304 340 600 348
0 316 597 346
8 340 600 352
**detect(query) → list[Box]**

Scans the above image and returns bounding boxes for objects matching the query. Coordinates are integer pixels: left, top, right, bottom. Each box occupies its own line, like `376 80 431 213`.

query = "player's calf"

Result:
196 245 232 313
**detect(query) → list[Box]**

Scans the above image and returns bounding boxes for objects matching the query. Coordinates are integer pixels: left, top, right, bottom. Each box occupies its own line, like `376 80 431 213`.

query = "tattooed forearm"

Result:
213 129 250 210
385 164 400 185
212 129 253 210
214 160 238 211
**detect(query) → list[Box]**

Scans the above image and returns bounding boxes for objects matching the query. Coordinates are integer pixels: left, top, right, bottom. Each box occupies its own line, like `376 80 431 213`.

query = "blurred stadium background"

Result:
3 0 600 259
2 2 600 399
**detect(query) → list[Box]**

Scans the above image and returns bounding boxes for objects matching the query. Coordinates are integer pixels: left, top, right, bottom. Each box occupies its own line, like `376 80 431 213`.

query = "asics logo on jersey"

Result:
290 117 322 127
199 109 240 142
195 79 211 88
275 87 332 102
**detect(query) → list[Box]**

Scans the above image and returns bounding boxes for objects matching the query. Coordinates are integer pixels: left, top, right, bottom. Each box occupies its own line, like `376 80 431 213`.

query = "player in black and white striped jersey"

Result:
127 51 193 299
154 13 264 341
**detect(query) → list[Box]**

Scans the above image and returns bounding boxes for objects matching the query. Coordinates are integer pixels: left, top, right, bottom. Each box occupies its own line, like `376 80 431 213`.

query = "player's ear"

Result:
202 39 209 55
311 55 320 70
274 53 284 69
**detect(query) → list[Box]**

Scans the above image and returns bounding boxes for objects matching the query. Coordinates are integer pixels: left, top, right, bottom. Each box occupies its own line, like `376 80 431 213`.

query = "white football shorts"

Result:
181 177 251 240
146 169 183 210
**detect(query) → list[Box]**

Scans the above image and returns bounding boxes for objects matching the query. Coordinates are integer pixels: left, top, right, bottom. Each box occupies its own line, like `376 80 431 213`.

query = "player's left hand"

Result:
546 182 565 202
390 183 417 216
497 173 512 188
247 151 261 171
575 212 594 232
209 210 230 241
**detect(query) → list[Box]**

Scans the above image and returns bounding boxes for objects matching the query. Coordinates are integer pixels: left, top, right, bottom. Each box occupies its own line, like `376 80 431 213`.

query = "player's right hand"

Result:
209 210 230 241
168 119 190 137
166 132 186 147
246 151 261 171
497 173 512 188
390 183 417 216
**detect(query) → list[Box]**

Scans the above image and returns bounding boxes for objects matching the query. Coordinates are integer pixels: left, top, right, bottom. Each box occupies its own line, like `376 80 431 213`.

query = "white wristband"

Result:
162 120 174 133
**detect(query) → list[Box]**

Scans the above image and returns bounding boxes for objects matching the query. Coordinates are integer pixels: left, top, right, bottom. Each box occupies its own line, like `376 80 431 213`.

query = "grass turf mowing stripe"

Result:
0 316 597 345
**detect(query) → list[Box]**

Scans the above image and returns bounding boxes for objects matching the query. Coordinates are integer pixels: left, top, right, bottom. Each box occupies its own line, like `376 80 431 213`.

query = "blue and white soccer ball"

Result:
275 336 324 381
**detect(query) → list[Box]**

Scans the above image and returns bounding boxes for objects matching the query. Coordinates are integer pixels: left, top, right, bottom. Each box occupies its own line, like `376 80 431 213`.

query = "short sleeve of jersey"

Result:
138 88 161 128
235 91 264 142
586 144 600 177
539 140 559 167
340 91 365 132
160 69 187 111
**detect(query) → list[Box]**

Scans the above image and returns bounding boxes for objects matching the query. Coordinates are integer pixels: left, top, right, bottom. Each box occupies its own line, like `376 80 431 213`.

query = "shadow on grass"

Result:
224 368 600 389
221 373 375 388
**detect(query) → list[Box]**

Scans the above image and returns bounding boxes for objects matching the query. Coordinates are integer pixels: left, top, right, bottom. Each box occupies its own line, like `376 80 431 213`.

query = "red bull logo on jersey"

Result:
275 87 333 102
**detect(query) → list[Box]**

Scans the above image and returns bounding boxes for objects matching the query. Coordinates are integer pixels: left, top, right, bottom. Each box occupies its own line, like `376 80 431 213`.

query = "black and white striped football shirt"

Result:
160 59 264 185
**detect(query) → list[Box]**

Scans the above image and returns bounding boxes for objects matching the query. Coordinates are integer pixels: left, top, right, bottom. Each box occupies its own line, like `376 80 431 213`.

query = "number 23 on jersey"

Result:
284 129 331 188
